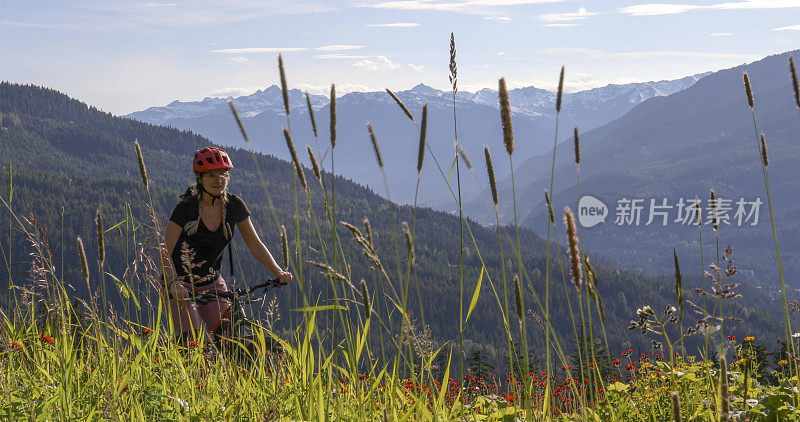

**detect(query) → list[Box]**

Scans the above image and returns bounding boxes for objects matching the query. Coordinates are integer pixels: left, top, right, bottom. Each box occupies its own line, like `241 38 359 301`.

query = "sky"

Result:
2 0 799 115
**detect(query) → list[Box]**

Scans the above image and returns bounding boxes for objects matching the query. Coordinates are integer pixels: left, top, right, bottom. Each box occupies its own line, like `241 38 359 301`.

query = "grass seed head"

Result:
385 88 414 121
280 225 289 269
367 123 384 169
513 274 524 324
760 132 769 167
278 54 290 116
499 78 515 156
306 145 323 187
484 146 498 205
573 126 580 165
330 84 337 148
556 66 565 113
671 391 683 422
77 236 89 284
454 141 472 170
283 128 307 191
361 279 371 319
449 33 457 93
743 72 754 109
710 189 719 230
96 210 104 264
402 221 414 266
791 56 800 110
545 189 555 224
417 104 428 174
720 355 730 420
228 100 252 145
305 91 318 137
564 207 582 291
674 247 683 320
363 218 374 249
134 140 148 190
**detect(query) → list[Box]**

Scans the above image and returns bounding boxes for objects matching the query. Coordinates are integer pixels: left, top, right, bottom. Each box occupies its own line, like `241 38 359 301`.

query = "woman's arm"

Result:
162 221 182 277
237 217 293 284
161 221 189 298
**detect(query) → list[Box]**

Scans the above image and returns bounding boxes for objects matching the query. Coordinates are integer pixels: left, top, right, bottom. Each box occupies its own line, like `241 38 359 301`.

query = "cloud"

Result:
620 0 800 16
408 64 426 71
207 86 264 98
709 32 733 36
604 51 758 60
483 16 512 21
543 23 578 27
535 47 757 61
211 47 307 54
365 22 420 27
497 51 506 55
85 1 337 27
316 54 371 59
228 56 250 63
537 47 602 55
316 45 364 51
774 24 800 30
539 8 597 22
353 56 402 71
360 0 566 12
295 82 375 95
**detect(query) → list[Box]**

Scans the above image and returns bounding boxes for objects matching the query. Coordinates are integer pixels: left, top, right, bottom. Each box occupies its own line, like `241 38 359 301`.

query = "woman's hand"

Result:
167 280 189 300
276 270 293 285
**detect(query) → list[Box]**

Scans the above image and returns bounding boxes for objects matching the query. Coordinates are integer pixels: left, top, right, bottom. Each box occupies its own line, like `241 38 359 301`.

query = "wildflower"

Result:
40 334 55 345
727 335 736 342
792 333 800 338
612 360 621 365
778 359 788 365
188 340 198 346
738 358 749 364
141 328 151 335
10 341 23 351
744 336 755 342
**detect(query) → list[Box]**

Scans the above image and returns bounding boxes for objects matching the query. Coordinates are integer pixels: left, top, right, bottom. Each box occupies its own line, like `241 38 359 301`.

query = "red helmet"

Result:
193 147 233 173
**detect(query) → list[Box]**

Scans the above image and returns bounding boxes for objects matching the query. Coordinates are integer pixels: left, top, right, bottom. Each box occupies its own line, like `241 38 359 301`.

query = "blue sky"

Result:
2 0 799 115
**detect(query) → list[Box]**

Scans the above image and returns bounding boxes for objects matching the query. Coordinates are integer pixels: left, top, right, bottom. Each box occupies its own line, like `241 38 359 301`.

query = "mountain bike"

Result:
187 278 288 363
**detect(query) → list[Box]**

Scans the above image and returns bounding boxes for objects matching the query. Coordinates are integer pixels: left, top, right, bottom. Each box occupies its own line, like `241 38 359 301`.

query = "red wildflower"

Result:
612 360 621 365
10 341 23 351
727 335 736 342
188 340 198 346
141 328 151 335
40 334 55 345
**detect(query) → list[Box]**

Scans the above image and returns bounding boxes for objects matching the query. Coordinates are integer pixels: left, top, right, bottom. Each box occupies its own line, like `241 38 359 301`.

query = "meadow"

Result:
1 46 800 421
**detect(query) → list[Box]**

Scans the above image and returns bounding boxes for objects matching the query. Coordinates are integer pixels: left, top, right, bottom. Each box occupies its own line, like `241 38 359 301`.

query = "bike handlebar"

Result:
170 278 287 304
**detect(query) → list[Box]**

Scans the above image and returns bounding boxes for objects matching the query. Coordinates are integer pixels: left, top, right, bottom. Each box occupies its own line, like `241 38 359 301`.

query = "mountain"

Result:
472 50 800 287
0 82 781 358
125 75 707 207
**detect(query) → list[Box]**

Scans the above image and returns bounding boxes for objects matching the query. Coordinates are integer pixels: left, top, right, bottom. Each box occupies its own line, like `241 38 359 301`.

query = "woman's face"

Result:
200 170 230 196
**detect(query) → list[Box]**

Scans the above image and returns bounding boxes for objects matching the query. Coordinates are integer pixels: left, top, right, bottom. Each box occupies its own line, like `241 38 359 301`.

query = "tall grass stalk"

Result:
742 71 797 380
449 32 467 391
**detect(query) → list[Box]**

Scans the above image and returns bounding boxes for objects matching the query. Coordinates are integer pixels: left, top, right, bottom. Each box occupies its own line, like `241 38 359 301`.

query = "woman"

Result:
162 147 292 341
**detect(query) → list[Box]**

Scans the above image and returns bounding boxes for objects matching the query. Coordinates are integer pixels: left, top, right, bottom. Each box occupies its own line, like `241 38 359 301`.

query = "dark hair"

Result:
179 176 231 239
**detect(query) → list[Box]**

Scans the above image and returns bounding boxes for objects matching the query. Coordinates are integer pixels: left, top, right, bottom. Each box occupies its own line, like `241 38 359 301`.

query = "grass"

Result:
1 53 800 421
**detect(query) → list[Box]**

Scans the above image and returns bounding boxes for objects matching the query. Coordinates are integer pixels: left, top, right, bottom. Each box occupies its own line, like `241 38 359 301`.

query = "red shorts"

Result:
166 276 231 334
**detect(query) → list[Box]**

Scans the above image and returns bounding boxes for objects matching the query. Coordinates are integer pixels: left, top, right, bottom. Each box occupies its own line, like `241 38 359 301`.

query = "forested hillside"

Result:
0 82 784 364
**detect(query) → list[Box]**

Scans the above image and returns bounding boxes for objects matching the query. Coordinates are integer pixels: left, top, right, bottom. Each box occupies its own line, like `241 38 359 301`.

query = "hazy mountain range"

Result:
483 50 800 286
126 74 708 206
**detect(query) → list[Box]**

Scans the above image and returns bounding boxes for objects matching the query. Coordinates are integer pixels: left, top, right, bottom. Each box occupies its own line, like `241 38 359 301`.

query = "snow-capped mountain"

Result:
130 86 328 125
124 73 708 205
127 74 708 129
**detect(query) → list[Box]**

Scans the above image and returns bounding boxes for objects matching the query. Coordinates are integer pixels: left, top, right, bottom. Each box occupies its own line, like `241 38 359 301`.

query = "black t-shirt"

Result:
169 194 250 286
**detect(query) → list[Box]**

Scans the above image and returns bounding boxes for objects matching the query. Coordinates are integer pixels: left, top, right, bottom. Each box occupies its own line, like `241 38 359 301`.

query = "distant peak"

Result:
408 83 439 94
